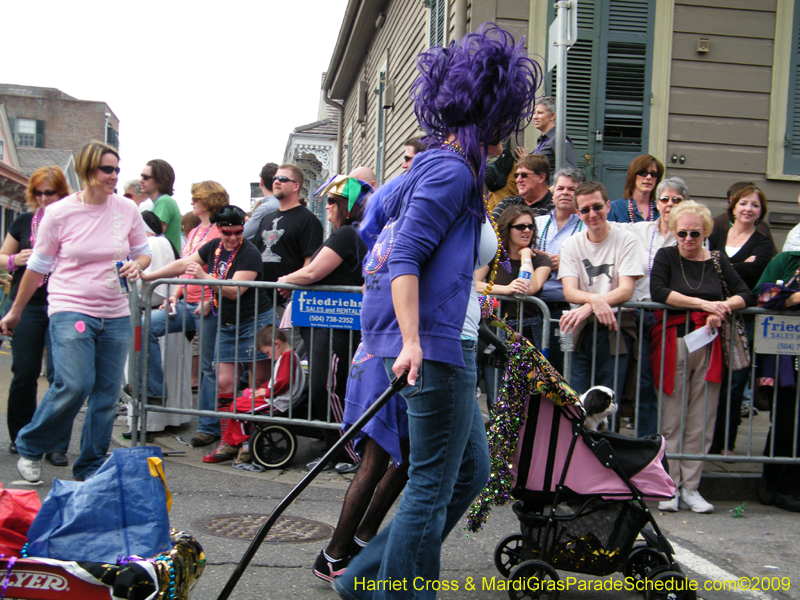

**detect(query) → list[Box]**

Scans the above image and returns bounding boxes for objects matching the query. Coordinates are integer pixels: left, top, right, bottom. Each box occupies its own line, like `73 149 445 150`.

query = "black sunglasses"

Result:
637 170 659 178
676 230 702 239
273 176 296 184
219 228 244 236
658 196 683 204
98 165 121 174
140 173 153 180
402 155 414 162
33 190 58 198
510 223 535 231
326 197 337 205
578 203 607 215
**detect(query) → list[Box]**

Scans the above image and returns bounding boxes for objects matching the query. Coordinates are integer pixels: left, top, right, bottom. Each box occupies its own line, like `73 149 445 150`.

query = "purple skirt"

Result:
342 343 408 465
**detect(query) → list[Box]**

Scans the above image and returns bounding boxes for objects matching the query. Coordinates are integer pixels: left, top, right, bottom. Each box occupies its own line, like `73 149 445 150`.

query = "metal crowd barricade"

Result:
552 301 799 468
129 279 363 447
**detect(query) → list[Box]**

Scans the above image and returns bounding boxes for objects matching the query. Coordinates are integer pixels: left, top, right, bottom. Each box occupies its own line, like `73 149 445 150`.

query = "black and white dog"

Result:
579 385 617 432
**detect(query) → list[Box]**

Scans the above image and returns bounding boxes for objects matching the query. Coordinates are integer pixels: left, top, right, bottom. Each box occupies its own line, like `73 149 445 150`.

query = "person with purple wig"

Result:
333 24 541 600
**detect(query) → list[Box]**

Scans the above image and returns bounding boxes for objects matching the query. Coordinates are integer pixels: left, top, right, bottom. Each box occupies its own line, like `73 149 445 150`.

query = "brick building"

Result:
0 84 119 158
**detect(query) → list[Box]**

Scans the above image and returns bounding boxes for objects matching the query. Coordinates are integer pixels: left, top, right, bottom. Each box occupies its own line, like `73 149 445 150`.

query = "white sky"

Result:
3 1 348 214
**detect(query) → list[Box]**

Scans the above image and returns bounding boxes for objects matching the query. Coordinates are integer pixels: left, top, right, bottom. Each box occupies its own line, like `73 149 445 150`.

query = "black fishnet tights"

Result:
325 436 410 559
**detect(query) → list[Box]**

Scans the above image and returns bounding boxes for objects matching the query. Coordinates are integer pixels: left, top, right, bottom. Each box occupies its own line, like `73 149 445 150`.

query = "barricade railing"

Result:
127 281 798 469
129 279 364 446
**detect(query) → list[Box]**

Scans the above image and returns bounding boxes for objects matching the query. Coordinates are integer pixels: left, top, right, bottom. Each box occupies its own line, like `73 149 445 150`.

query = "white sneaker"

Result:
680 488 714 513
658 497 679 512
17 456 42 482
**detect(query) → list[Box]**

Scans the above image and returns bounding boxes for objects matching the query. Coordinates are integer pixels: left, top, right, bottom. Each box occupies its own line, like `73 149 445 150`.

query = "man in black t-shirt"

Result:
254 163 323 311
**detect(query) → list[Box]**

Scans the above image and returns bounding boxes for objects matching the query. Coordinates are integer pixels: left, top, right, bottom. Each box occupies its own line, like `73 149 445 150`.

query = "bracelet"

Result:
133 260 144 272
7 254 17 273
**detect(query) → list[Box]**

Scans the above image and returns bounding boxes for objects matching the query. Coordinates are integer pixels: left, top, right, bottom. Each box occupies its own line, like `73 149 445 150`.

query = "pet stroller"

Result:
471 338 691 600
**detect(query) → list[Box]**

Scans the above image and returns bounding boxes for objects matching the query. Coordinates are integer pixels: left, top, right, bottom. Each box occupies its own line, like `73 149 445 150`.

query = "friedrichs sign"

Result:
754 314 800 355
291 291 362 330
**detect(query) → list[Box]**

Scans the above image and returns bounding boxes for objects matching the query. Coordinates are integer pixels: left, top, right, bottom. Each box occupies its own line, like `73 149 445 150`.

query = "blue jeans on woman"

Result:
16 312 131 480
7 303 61 447
146 300 219 436
334 339 490 600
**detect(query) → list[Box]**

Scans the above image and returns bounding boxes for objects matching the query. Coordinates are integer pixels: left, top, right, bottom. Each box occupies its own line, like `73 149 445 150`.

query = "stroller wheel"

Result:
494 534 530 578
624 546 671 589
507 560 560 600
251 425 297 469
645 570 696 600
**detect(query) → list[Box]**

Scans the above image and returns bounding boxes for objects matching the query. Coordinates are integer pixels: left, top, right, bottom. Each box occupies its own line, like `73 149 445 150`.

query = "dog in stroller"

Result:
489 385 693 600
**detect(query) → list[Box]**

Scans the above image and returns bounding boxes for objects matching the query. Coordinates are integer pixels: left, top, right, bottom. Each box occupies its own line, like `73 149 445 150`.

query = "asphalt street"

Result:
0 343 797 600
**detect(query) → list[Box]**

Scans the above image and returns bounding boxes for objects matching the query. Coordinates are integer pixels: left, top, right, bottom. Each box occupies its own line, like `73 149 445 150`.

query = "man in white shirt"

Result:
558 181 643 395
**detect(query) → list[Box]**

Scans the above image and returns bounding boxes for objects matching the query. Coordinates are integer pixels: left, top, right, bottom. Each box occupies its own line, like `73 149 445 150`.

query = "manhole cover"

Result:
192 514 333 543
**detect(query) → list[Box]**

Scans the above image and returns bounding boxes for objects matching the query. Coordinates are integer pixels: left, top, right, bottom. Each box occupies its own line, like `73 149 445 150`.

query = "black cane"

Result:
216 371 409 600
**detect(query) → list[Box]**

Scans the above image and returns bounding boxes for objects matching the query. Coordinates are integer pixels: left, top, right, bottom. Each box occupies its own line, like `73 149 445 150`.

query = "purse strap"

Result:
710 250 733 300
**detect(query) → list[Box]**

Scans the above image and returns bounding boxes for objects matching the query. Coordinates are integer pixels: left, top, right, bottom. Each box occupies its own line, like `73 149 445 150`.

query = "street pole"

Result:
555 0 570 173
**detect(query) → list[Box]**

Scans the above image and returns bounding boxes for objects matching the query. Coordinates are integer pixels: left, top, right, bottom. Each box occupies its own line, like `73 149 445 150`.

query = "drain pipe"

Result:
322 90 345 174
454 0 467 40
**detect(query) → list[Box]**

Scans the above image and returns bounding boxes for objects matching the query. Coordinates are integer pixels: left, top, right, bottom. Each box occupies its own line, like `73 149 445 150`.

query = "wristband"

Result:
134 260 144 272
7 254 17 273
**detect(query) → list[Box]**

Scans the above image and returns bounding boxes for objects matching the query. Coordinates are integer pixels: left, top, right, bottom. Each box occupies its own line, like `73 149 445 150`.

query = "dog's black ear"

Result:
582 390 602 415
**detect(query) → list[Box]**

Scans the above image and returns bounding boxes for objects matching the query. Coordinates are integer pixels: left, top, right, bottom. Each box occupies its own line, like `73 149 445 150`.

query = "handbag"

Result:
25 446 172 563
710 251 751 370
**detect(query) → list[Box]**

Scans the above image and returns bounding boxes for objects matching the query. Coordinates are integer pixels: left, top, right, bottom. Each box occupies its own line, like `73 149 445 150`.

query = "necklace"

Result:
647 225 659 276
539 211 582 252
678 252 705 291
628 197 654 223
441 140 478 182
79 192 109 218
210 239 243 316
29 207 48 288
184 223 213 257
533 136 548 155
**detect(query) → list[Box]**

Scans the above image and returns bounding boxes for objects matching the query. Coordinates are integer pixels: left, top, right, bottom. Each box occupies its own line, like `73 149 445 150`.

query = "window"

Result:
16 118 36 147
768 0 800 179
376 68 387 185
426 0 446 47
783 1 800 175
0 138 5 161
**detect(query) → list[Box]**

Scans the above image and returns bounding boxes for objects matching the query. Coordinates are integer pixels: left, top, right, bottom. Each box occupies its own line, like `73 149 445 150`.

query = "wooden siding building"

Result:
307 0 799 244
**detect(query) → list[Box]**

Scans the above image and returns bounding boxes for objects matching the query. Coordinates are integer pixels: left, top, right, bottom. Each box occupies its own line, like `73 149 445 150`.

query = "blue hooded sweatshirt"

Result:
360 148 481 367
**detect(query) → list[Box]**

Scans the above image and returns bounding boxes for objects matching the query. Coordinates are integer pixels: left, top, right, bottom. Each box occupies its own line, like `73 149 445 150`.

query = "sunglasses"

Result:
676 230 702 239
510 223 535 231
273 176 296 184
140 173 153 180
514 172 529 179
191 197 201 205
658 196 683 204
637 170 659 178
578 203 607 215
402 155 414 162
123 193 133 199
326 197 337 205
97 165 121 174
219 228 244 237
33 190 58 198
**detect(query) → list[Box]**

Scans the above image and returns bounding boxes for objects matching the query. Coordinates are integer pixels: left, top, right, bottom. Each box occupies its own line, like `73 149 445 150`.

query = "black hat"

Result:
210 205 246 227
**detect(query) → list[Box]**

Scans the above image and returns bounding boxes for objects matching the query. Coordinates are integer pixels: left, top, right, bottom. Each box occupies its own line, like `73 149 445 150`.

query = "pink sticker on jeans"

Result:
75 321 86 333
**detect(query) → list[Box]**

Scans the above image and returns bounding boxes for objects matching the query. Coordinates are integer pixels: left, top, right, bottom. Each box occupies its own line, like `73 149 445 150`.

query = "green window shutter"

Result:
784 3 800 175
35 120 45 148
8 118 15 139
429 0 445 47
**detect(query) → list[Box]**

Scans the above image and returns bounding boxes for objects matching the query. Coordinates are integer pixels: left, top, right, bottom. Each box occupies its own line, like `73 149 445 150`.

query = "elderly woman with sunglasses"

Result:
649 200 754 513
0 166 70 465
141 205 272 465
0 141 151 482
608 154 665 224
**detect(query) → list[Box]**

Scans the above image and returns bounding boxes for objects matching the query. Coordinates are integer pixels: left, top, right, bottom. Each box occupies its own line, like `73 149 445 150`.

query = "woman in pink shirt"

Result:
0 141 152 483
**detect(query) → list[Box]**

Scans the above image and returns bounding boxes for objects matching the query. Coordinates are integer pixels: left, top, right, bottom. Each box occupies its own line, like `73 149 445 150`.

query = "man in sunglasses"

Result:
140 159 181 251
243 162 279 242
558 181 643 395
253 163 323 315
400 137 426 172
491 154 554 222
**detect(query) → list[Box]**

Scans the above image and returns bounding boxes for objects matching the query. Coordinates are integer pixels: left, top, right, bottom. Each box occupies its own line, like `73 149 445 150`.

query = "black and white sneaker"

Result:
313 549 351 582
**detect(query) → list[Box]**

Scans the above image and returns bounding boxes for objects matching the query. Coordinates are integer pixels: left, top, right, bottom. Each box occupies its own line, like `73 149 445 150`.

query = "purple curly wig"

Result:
411 23 543 193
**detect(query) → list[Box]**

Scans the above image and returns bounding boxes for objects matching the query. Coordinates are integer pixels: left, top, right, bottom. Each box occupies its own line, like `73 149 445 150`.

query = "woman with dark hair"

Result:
0 166 70 465
0 141 151 482
708 185 773 455
332 24 541 598
475 204 551 406
141 204 271 465
143 181 227 447
278 174 370 471
608 154 665 223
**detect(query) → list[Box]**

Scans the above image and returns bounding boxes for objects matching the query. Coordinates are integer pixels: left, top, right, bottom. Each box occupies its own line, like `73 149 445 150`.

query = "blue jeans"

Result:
7 303 62 448
633 310 658 437
570 321 629 396
146 300 219 436
334 340 490 600
16 312 131 480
